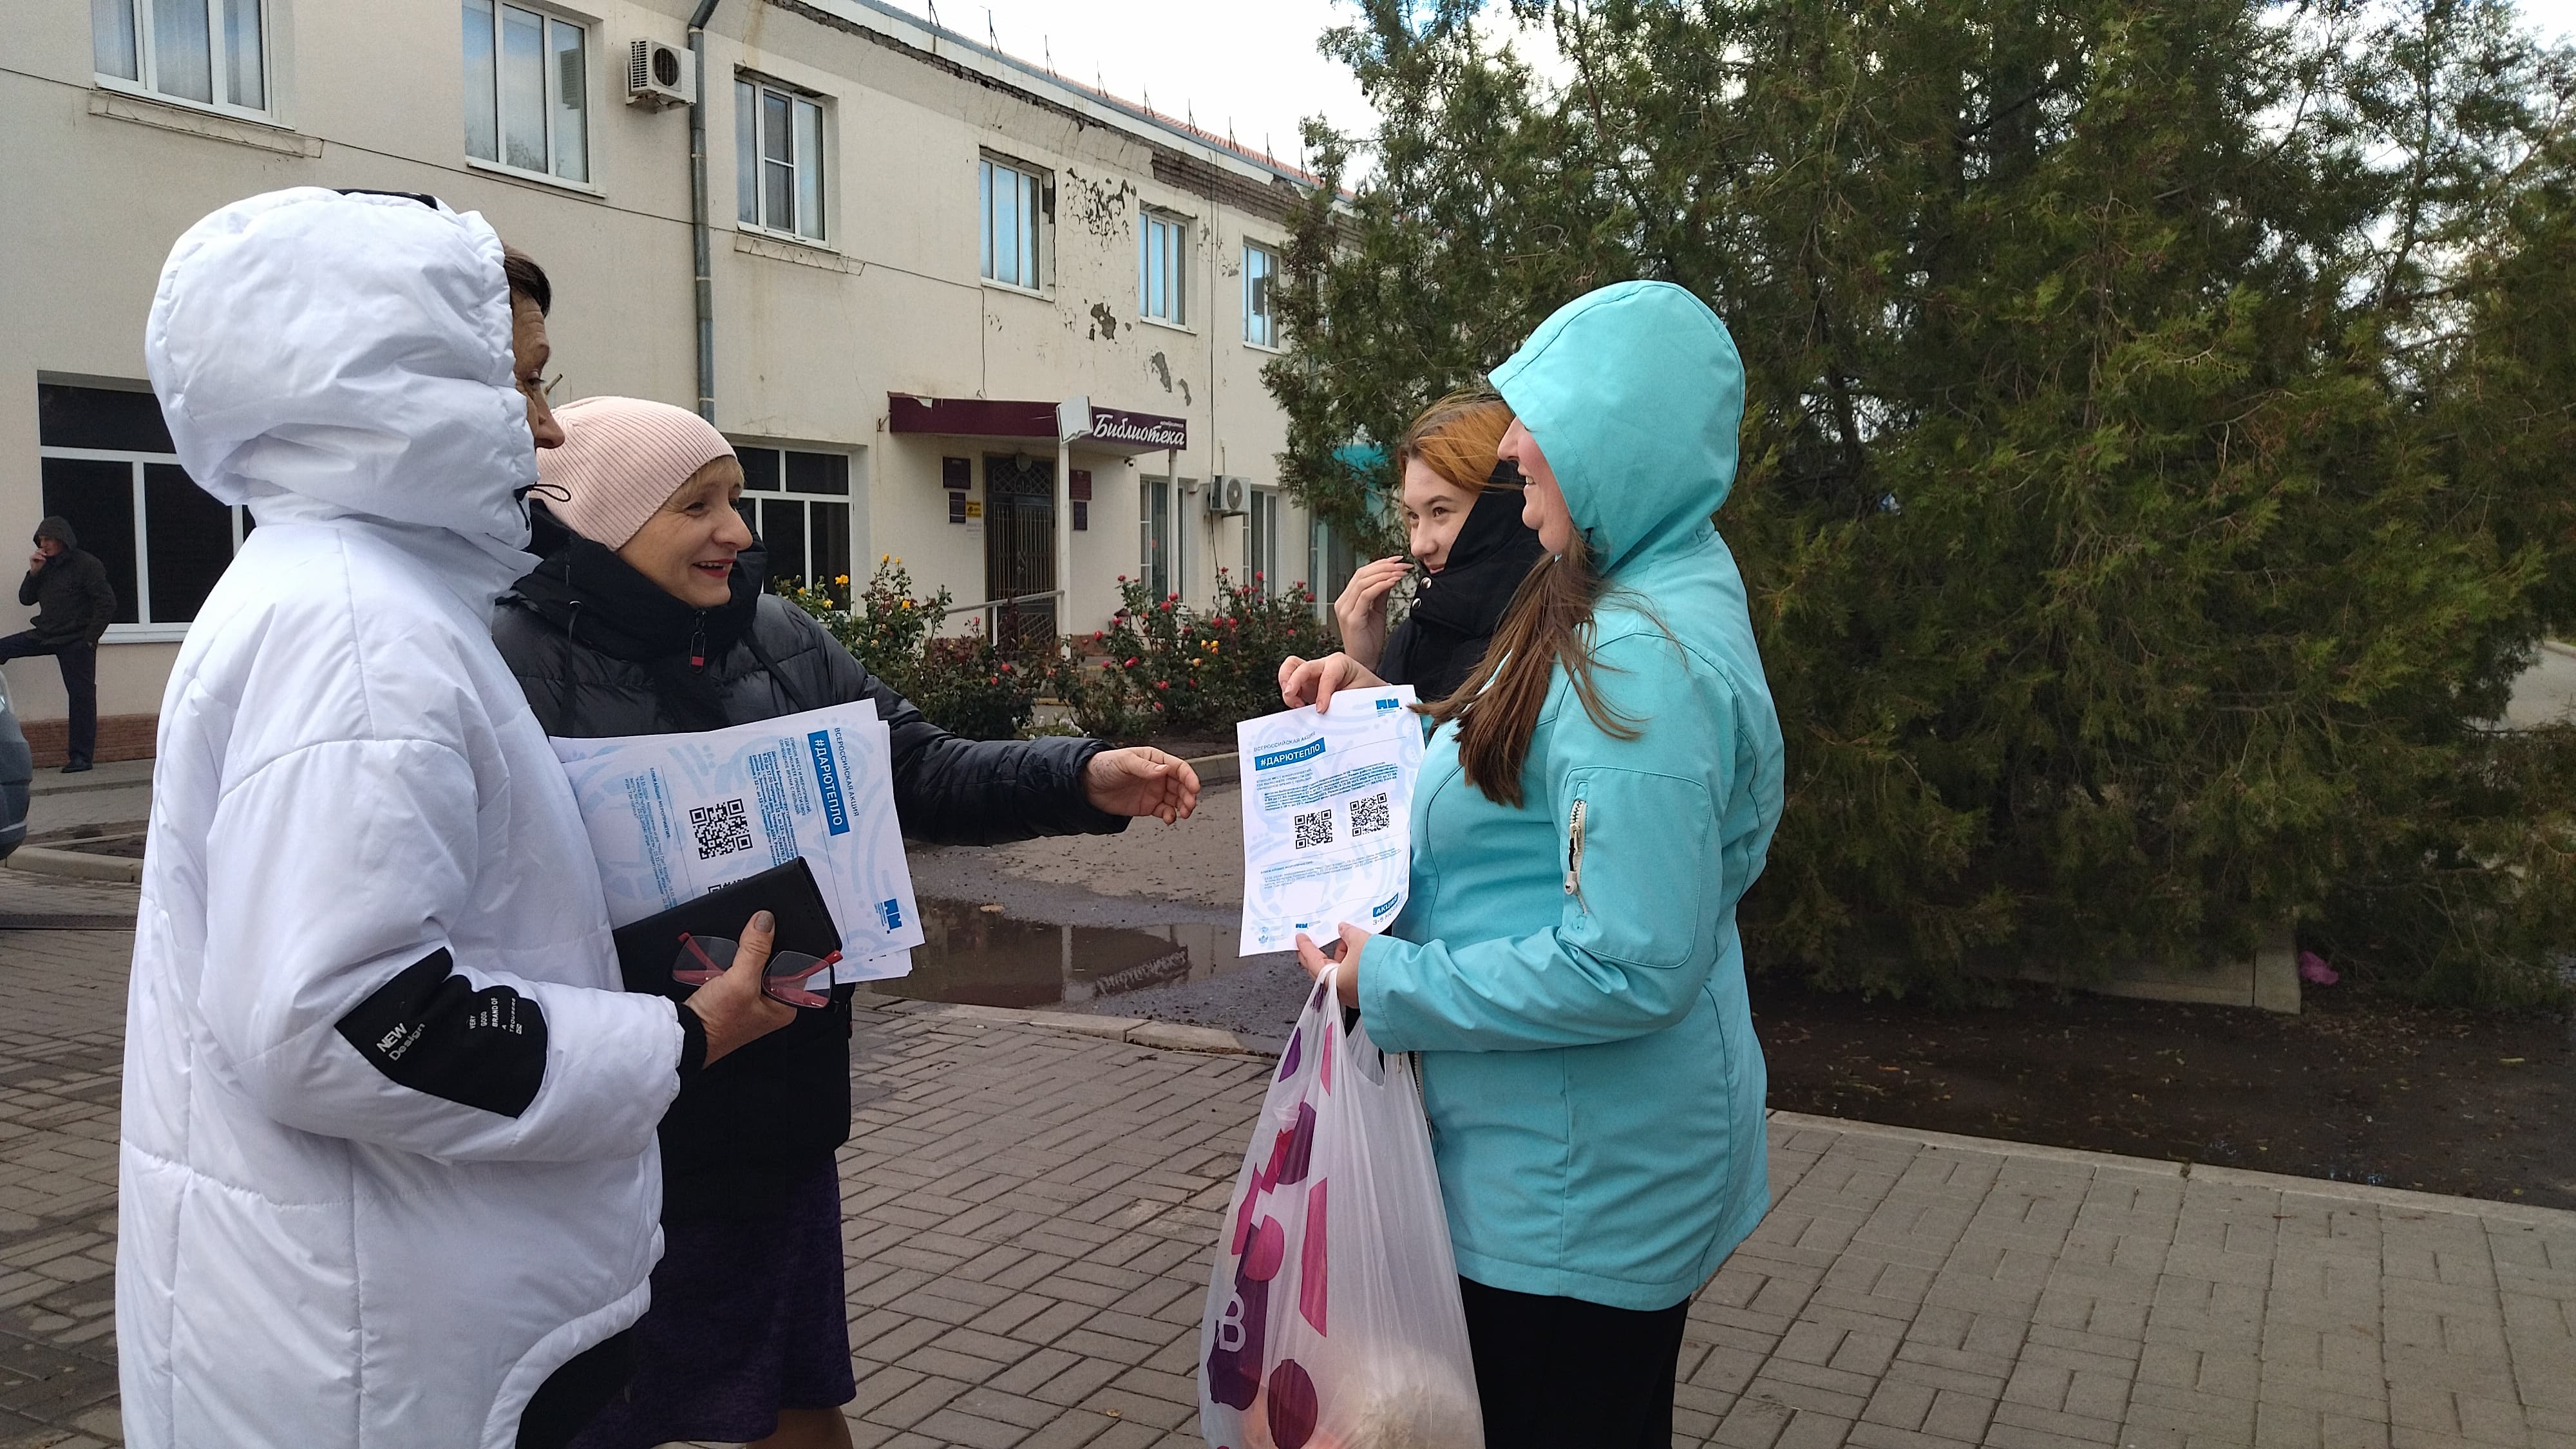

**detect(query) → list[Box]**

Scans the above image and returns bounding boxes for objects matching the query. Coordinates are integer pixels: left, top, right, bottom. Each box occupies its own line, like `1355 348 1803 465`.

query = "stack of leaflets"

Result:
1236 687 1427 956
552 699 921 984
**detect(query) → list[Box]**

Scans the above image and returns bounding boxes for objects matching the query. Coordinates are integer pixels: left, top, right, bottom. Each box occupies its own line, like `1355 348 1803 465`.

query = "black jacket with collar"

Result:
1377 485 1547 703
491 506 1124 1217
19 516 118 649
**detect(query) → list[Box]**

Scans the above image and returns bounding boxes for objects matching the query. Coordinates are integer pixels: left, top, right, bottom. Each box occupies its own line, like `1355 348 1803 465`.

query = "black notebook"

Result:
609 857 845 1009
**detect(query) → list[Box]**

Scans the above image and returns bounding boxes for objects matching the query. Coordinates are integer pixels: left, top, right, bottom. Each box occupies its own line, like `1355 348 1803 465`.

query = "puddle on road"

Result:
869 898 1256 1010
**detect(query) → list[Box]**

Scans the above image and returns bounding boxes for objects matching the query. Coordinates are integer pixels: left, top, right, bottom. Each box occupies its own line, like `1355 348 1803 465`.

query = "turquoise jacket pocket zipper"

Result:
1563 795 1587 898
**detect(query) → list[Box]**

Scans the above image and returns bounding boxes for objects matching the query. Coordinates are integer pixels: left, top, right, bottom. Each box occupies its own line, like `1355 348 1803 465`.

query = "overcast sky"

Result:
897 1 2576 176
887 1 1562 171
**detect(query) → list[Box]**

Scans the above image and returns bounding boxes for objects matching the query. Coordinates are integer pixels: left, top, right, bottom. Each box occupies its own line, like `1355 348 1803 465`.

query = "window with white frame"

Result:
737 78 826 242
1243 242 1279 348
95 0 268 115
1139 477 1167 600
1314 518 1359 625
979 156 1048 290
1139 475 1195 601
1139 210 1189 326
734 446 852 605
34 384 247 635
1245 488 1282 595
462 1 587 182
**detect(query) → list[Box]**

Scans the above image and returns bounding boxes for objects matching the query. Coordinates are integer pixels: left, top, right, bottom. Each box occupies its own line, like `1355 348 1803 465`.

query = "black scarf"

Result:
1379 485 1548 701
507 504 768 732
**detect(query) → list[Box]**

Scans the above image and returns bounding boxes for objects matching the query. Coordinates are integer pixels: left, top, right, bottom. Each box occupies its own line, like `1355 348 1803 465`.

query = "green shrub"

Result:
1059 573 1331 741
907 635 1041 743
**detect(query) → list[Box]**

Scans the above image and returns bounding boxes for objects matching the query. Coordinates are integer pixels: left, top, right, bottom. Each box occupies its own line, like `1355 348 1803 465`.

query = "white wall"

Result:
1 0 1311 727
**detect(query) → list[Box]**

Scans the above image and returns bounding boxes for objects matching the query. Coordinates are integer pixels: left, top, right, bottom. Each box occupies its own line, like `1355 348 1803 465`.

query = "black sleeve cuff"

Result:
1059 737 1133 837
675 1005 708 1081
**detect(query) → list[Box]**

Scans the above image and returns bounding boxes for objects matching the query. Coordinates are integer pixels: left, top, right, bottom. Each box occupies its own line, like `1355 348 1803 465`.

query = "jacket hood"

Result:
1489 281 1746 576
32 516 75 549
143 187 538 593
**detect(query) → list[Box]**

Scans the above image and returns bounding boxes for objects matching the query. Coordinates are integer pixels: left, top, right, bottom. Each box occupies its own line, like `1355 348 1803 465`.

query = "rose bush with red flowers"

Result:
1050 572 1328 742
785 555 1042 739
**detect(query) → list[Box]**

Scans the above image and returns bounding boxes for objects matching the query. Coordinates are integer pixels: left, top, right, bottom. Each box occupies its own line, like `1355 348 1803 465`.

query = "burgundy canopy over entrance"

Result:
886 393 1186 455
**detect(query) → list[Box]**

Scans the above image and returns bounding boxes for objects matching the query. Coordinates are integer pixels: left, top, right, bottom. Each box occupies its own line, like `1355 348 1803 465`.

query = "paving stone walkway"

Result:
0 893 2568 1449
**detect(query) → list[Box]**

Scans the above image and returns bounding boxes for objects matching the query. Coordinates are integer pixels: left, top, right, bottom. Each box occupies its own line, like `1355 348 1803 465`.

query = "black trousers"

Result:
1459 1276 1690 1449
0 633 96 764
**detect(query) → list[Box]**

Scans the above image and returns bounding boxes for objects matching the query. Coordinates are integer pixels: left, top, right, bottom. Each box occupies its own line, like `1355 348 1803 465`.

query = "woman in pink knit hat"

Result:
493 395 1200 1449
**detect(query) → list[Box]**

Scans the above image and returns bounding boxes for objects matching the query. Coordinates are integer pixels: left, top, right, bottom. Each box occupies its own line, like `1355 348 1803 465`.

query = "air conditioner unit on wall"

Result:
627 40 694 108
1205 476 1249 516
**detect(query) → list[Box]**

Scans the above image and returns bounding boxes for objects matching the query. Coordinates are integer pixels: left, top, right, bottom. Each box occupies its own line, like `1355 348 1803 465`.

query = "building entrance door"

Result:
983 453 1056 647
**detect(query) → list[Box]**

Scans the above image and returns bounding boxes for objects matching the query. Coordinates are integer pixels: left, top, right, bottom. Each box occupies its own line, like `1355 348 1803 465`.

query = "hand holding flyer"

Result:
551 700 924 981
1236 687 1426 956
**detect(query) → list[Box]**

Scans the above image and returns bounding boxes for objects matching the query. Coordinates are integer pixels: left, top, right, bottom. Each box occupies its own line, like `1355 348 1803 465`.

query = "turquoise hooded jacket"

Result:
1354 281 1786 1312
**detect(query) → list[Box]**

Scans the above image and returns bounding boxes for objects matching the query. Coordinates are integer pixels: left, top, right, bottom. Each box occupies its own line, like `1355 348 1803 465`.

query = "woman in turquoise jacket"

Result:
1282 280 1785 1446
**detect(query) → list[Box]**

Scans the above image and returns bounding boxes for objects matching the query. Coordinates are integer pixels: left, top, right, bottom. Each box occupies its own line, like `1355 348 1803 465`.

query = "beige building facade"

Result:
3 0 1323 753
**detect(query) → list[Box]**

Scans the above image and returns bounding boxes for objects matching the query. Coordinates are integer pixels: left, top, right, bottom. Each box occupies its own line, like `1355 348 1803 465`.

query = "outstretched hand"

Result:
1083 747 1201 824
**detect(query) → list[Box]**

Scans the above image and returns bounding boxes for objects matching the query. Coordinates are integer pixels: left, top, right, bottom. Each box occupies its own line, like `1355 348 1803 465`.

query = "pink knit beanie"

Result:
535 396 735 549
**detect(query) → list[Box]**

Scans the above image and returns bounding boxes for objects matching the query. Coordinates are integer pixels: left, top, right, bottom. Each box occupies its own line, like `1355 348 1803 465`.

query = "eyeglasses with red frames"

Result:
671 933 840 1008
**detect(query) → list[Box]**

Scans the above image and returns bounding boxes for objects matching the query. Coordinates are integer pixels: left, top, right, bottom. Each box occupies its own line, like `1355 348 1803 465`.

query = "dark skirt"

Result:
566 1158 856 1449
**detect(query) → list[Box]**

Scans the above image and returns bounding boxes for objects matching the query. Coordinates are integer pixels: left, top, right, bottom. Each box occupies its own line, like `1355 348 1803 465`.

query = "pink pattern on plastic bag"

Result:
1267 1360 1318 1449
1300 1178 1329 1335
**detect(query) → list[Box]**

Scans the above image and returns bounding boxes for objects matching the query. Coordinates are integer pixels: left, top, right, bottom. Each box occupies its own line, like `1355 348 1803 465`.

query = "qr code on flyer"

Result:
1293 808 1334 850
1349 791 1391 837
689 799 755 860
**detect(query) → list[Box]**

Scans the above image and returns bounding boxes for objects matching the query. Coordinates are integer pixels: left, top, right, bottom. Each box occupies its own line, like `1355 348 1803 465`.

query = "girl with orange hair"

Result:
1324 391 1546 704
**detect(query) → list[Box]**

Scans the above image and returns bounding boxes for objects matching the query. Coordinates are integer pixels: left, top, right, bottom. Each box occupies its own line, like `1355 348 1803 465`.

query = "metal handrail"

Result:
945 588 1064 616
945 589 1065 646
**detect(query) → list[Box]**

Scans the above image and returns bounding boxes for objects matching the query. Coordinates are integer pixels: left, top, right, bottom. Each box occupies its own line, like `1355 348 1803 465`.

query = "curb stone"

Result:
2184 1160 2576 1227
1180 750 1239 787
853 990 1285 1057
1772 1108 2576 1226
1768 1110 2186 1178
2 847 143 885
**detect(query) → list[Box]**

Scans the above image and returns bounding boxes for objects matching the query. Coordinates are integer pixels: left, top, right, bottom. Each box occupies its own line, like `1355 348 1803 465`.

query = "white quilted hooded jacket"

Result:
118 189 685 1448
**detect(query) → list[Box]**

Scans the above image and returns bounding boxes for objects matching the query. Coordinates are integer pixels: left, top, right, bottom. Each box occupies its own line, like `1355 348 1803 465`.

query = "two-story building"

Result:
2 0 1326 761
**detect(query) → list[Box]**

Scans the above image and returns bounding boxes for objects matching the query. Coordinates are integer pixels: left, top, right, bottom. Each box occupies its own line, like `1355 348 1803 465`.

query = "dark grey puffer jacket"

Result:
491 508 1123 1216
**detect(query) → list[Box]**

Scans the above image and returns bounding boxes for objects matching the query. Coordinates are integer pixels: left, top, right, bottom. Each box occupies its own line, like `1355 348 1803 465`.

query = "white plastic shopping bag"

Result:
1198 971 1485 1449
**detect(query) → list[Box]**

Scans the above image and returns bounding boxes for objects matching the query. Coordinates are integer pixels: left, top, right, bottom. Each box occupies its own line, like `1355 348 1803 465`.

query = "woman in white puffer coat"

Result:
118 189 790 1449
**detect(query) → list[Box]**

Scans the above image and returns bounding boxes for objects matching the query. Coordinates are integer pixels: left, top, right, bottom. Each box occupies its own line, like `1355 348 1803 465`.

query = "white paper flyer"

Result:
1236 686 1426 956
552 701 923 981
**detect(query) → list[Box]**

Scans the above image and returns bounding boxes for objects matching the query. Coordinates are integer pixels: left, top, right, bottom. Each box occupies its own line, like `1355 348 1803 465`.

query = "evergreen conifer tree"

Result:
1268 0 2576 1001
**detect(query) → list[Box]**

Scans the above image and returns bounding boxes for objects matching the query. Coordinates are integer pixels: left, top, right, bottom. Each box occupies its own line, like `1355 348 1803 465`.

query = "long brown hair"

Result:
1397 391 1513 495
1419 529 1639 808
